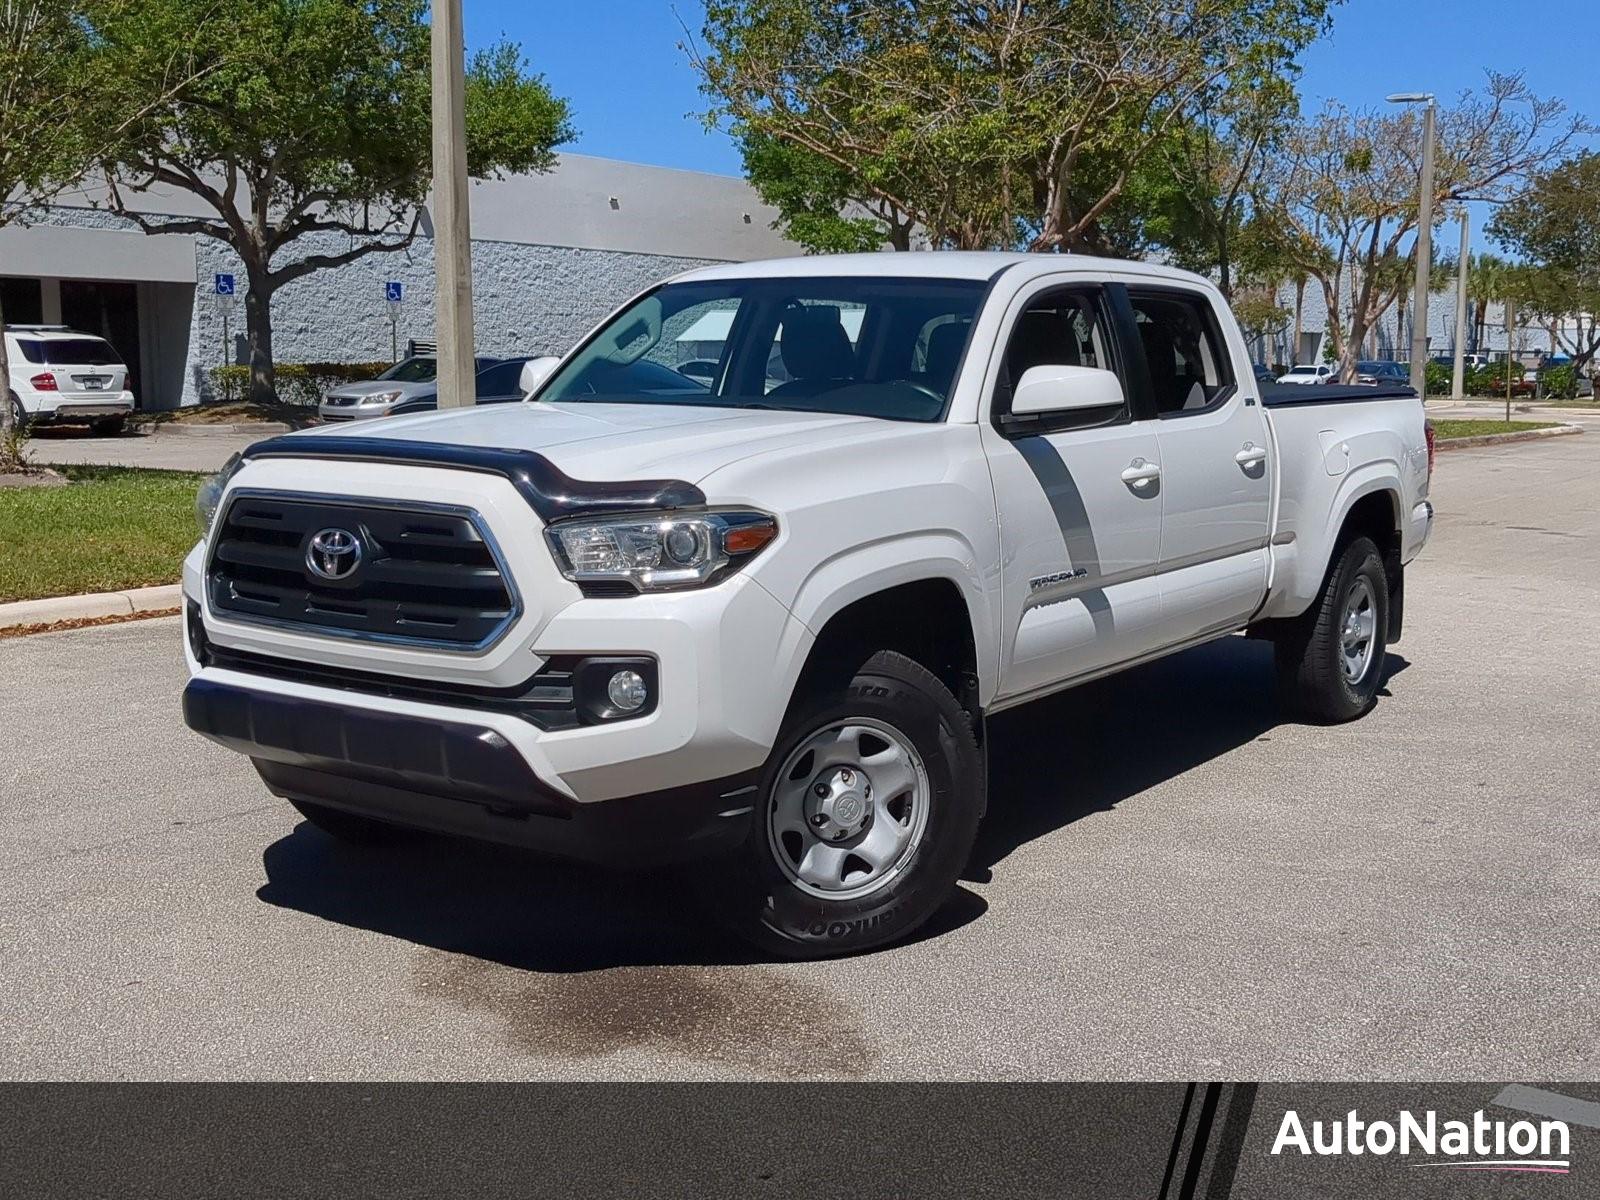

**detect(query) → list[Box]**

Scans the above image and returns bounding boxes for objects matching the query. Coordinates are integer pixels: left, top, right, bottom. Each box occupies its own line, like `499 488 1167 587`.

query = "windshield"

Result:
538 276 988 422
1287 366 1320 375
14 337 122 366
379 357 437 383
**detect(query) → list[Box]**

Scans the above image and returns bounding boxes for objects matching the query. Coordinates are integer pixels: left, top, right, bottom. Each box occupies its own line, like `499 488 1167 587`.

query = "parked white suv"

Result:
6 325 134 433
181 253 1433 957
1275 363 1336 386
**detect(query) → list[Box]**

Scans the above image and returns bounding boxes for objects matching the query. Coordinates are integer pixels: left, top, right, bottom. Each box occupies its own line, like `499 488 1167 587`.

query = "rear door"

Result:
982 279 1166 704
1124 286 1272 644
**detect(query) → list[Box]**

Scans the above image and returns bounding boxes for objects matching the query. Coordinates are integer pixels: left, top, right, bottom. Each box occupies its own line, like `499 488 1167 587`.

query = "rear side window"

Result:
1127 291 1234 415
20 337 124 366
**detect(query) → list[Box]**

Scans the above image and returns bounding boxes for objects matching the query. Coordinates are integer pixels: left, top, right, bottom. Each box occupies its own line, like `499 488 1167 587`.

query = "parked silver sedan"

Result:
318 355 501 422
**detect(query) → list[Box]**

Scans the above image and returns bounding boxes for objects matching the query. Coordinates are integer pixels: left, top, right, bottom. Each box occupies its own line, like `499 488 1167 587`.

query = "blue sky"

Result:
477 0 1597 181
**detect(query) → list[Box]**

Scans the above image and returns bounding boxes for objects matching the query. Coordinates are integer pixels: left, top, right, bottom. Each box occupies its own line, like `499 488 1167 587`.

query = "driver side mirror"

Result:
1009 363 1125 418
519 356 561 398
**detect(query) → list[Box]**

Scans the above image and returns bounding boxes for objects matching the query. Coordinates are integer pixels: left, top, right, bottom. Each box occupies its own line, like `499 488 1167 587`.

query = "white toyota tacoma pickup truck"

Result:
181 253 1434 957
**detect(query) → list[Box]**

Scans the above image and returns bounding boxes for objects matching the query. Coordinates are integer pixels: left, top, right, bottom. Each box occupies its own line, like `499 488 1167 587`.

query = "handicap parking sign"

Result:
214 273 235 296
385 281 404 303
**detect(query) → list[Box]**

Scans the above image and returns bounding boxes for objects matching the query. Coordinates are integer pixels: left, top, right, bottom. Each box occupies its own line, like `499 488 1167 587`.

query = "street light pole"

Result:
431 0 474 410
1452 210 1470 401
1387 92 1437 397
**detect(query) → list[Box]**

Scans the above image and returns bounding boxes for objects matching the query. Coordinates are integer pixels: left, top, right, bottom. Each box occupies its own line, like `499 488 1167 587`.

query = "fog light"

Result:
606 669 648 713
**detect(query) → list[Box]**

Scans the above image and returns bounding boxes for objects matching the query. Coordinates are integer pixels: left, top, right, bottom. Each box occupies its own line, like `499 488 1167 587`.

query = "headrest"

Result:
780 306 854 380
924 321 970 393
1006 309 1078 377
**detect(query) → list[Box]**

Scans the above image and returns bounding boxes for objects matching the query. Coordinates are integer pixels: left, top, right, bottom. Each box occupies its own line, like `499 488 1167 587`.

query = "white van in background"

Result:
5 325 135 434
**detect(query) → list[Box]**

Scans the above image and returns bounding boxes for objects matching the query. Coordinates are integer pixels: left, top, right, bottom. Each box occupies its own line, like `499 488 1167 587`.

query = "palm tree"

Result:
1469 254 1514 352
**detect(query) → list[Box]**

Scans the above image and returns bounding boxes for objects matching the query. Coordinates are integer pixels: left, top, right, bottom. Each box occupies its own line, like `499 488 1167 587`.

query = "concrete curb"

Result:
1435 423 1583 452
146 421 288 436
0 583 182 629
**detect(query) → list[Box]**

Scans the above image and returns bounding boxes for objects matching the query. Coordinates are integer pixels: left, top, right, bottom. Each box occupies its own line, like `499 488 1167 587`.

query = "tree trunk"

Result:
242 263 276 406
0 292 21 471
1217 225 1231 302
1291 279 1305 367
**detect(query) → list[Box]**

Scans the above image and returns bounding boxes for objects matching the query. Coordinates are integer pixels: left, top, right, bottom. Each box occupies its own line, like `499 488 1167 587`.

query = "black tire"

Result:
702 650 984 959
7 393 27 433
92 414 127 436
287 797 404 846
1275 535 1389 722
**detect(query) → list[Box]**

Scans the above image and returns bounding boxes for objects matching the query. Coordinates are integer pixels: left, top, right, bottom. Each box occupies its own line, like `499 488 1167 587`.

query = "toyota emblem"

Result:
305 527 363 581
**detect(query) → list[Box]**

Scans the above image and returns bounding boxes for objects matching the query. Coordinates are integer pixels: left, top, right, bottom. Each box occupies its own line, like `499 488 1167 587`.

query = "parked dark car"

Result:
1355 360 1408 385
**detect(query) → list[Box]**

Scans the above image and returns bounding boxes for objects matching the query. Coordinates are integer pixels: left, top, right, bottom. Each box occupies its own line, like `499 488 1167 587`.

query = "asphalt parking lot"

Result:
2 433 1597 1081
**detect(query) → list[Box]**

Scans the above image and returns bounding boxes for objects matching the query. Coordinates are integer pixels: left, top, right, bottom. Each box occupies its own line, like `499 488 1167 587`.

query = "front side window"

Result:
1128 291 1234 415
991 287 1125 428
539 277 986 423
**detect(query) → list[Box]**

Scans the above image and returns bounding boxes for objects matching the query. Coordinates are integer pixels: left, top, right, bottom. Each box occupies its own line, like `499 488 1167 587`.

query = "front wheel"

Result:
1275 536 1389 722
702 650 984 959
91 414 127 436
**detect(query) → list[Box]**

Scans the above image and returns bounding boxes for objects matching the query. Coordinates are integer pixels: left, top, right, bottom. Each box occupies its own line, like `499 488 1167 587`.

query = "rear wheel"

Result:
287 797 404 846
701 650 984 958
7 393 27 433
1275 535 1389 722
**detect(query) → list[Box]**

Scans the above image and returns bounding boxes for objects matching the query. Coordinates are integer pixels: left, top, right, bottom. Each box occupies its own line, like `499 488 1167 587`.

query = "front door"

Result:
983 282 1166 704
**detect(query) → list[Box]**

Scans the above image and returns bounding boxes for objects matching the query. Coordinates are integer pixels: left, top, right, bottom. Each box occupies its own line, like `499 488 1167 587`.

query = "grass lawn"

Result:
1430 419 1558 440
0 465 205 603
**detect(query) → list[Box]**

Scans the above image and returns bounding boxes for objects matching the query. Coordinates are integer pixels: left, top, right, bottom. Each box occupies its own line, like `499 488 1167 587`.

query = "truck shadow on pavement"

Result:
968 636 1408 879
256 636 1409 976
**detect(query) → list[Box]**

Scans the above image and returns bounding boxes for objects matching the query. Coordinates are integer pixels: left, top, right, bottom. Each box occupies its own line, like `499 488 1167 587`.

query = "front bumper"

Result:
183 675 758 866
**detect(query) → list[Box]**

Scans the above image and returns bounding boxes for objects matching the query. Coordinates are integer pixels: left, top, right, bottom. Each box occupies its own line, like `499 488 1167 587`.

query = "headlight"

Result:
359 390 403 406
195 452 244 537
546 510 777 592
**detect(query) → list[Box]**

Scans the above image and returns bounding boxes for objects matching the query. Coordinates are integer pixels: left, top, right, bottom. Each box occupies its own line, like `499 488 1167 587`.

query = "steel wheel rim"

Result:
1340 577 1378 683
765 716 931 901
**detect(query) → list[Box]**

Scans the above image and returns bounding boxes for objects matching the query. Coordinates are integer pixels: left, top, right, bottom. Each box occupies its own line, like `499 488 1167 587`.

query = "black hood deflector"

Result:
241 434 706 522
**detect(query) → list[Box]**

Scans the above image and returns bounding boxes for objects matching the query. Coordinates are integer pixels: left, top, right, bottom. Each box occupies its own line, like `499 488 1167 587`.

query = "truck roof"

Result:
674 250 1218 290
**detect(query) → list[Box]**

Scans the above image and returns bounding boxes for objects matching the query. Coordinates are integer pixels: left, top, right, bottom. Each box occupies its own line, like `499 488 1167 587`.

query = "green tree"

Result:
0 0 204 466
692 0 1333 254
738 131 909 252
1146 77 1299 298
99 0 574 406
1488 152 1600 386
1258 74 1588 381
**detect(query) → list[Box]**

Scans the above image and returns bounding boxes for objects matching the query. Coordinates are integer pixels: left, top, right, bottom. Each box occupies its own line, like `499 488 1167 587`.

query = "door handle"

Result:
1235 442 1269 468
1121 458 1161 489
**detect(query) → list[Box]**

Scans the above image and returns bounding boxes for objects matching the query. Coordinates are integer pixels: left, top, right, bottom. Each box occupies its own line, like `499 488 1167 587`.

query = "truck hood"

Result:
292 400 887 485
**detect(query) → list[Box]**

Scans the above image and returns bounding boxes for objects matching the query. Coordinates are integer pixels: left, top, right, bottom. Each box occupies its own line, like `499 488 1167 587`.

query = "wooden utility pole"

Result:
431 0 474 409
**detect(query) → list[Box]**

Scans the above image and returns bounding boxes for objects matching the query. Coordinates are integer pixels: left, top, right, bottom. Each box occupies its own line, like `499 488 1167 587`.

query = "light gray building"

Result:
0 154 801 409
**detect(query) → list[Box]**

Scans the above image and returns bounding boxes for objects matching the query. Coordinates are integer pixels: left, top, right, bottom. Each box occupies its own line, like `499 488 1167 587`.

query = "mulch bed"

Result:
0 607 181 640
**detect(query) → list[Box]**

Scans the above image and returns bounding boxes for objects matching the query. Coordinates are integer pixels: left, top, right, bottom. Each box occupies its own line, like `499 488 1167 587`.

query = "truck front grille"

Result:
206 492 518 649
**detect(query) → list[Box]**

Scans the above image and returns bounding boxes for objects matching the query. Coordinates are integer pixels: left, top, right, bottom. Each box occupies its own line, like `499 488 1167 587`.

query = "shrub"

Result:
1540 363 1576 398
1424 360 1451 396
206 361 392 407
